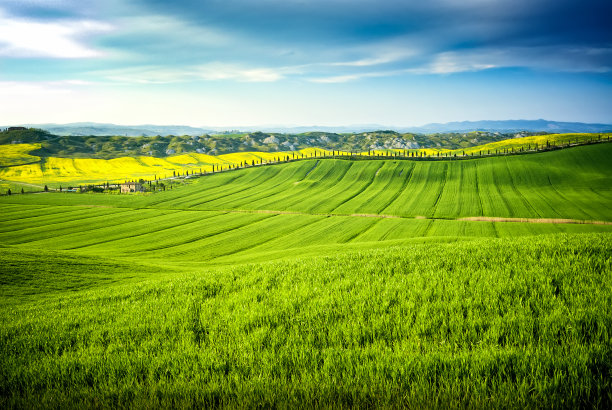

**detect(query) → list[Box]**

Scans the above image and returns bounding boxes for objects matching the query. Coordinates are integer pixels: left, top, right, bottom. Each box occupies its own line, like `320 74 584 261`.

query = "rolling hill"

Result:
0 143 611 407
1 129 609 191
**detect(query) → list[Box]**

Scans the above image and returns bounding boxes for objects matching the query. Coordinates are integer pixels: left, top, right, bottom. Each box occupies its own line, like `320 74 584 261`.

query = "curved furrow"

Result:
473 161 485 216
150 214 283 259
203 161 318 210
328 162 384 214
379 162 416 214
143 165 266 208
429 162 449 218
259 161 353 212
486 160 516 217
146 167 271 208
0 204 82 223
0 207 140 244
118 213 277 255
200 214 326 261
501 157 540 218
44 210 224 251
339 162 406 215
247 161 354 212
0 207 125 234
171 165 290 209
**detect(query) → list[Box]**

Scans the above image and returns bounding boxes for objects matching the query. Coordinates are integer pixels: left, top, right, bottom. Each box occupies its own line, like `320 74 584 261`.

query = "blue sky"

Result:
1 0 611 127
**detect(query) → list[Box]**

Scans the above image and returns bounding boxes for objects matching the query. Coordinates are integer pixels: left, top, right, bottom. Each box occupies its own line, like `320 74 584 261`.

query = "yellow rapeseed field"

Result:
0 143 41 167
0 134 609 187
0 148 331 185
450 133 610 155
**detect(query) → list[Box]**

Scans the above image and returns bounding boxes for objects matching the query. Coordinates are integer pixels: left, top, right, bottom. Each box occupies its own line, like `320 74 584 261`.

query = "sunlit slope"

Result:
0 148 330 186
1 133 608 187
357 133 610 156
172 144 611 220
2 137 612 408
0 143 41 167
1 144 611 265
2 144 611 221
1 203 611 267
450 132 610 155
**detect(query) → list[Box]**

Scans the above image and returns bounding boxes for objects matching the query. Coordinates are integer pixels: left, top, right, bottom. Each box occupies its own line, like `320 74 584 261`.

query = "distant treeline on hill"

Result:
0 128 548 159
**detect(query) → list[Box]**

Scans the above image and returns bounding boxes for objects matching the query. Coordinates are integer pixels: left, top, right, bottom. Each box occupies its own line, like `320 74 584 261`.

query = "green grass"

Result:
1 234 611 408
1 144 611 407
0 179 45 194
3 143 610 221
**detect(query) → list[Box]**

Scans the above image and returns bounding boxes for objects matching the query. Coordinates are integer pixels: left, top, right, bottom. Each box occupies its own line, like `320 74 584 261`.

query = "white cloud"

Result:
309 74 366 83
411 47 612 75
196 63 284 82
309 70 406 83
116 14 231 48
331 56 401 67
98 63 288 84
0 8 112 58
426 51 497 74
0 80 92 96
101 66 195 84
329 48 416 67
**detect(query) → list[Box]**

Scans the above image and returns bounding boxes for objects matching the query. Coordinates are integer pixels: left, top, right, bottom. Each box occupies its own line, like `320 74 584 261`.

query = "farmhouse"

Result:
120 182 144 193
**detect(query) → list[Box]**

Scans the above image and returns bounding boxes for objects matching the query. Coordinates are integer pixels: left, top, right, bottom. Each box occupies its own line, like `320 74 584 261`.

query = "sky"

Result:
1 0 611 127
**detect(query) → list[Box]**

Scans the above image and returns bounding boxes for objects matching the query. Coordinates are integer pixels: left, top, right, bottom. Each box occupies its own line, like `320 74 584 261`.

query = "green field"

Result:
1 144 611 407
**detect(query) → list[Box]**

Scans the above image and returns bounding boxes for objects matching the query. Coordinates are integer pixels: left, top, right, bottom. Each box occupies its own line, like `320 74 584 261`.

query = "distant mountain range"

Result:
403 120 612 134
10 122 217 137
4 119 612 136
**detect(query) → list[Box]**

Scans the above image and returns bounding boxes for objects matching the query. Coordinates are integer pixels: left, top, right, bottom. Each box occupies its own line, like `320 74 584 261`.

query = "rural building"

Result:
120 182 145 193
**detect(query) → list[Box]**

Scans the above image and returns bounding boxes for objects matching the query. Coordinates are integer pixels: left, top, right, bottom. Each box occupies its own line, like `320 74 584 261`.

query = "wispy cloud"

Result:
412 47 612 75
0 8 112 58
329 49 416 67
309 70 406 83
111 13 233 53
197 63 285 82
0 80 92 95
98 63 290 84
421 52 498 74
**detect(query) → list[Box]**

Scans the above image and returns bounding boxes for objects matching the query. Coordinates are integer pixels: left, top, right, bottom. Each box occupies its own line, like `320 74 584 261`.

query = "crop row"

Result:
7 143 603 223
141 144 612 221
2 203 611 265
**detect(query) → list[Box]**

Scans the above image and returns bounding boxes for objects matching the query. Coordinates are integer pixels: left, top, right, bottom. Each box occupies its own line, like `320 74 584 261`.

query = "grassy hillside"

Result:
0 131 609 189
3 143 611 221
1 144 611 407
1 234 610 408
454 132 610 155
